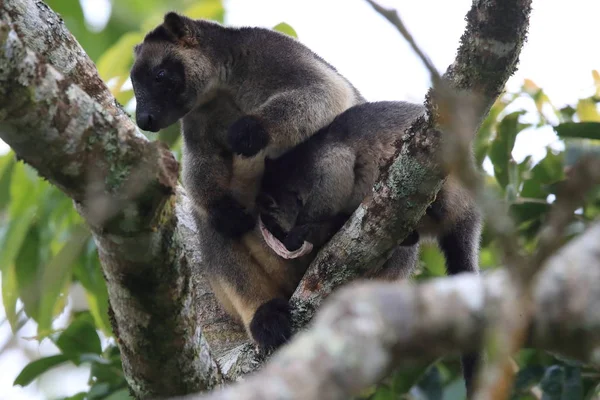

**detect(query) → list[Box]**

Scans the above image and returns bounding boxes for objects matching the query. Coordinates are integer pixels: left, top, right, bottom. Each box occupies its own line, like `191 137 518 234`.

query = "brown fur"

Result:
130 13 364 352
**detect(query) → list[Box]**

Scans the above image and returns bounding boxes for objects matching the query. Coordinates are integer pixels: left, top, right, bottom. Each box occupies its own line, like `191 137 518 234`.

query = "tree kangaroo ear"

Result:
163 12 196 44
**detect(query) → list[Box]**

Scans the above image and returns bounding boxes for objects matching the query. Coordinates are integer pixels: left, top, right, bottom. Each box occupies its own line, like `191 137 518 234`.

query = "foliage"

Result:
358 73 600 399
1 0 600 398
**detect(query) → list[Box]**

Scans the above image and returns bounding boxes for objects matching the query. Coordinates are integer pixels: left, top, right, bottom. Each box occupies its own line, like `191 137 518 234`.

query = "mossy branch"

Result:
0 6 222 397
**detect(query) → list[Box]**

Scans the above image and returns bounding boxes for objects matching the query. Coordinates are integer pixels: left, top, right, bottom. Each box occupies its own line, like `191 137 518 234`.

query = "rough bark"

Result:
1 0 125 120
0 7 222 397
176 221 600 400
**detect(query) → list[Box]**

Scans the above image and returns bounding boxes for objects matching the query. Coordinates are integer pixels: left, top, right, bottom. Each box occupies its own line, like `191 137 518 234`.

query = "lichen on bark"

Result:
0 10 222 396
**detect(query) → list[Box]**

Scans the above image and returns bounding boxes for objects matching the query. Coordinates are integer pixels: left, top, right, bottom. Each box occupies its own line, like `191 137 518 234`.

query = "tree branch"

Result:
177 221 600 400
0 7 222 396
1 0 126 120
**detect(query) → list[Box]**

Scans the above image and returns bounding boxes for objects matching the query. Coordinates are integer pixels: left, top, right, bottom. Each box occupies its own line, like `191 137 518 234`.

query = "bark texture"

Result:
176 221 600 400
0 5 222 397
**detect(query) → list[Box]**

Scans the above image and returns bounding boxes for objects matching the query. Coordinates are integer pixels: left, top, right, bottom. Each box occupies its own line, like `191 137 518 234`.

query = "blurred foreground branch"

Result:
178 221 600 400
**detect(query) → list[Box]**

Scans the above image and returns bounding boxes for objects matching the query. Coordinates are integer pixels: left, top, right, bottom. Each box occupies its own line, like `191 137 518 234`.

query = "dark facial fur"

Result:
131 13 218 132
131 50 193 131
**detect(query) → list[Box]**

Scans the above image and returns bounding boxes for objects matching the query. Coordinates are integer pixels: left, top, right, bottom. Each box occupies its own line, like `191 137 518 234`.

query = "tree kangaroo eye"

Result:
155 70 166 82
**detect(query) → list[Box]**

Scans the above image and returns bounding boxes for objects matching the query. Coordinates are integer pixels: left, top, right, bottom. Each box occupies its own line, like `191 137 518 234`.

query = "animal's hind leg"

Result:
218 269 292 354
206 239 293 354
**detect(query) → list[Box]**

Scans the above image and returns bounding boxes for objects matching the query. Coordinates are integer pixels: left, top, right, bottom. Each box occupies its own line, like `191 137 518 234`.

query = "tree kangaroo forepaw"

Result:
227 115 270 157
209 195 255 238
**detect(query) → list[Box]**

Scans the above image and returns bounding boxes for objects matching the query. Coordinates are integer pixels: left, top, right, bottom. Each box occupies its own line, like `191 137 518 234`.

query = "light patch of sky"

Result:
80 0 112 31
1 1 599 398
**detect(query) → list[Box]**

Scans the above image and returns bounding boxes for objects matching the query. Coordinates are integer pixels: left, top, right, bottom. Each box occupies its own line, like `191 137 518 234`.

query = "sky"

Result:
1 0 599 399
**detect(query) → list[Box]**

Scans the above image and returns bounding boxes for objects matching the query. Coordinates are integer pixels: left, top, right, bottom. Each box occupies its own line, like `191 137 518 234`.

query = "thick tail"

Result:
438 208 483 397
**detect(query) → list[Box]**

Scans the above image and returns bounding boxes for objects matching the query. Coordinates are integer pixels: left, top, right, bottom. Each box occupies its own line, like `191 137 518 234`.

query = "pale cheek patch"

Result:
258 216 313 259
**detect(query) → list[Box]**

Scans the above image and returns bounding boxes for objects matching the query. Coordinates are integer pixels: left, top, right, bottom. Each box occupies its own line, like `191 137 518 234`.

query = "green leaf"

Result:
74 239 112 336
37 225 91 334
2 260 20 331
184 0 225 23
510 201 551 226
7 161 47 216
15 224 42 320
420 244 446 277
417 366 443 400
104 389 135 400
555 122 600 140
520 149 564 199
78 353 112 365
88 382 112 399
13 354 69 386
0 151 15 210
96 32 145 99
370 386 394 400
476 95 517 166
576 99 600 122
91 359 126 387
110 0 170 30
540 365 564 400
489 111 527 189
512 366 545 395
559 106 577 122
391 363 432 395
562 367 583 399
584 382 600 400
62 393 87 400
479 247 500 269
273 22 298 38
442 378 467 400
54 313 102 362
1 164 42 332
526 159 563 198
0 206 38 276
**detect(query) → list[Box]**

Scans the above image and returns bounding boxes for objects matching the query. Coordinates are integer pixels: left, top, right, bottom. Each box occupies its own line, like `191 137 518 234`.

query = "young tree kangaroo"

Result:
257 101 483 396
